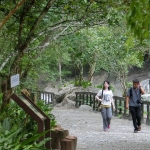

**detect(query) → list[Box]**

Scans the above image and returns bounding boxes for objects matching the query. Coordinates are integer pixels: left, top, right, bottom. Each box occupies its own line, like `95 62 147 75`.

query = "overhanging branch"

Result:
0 0 27 30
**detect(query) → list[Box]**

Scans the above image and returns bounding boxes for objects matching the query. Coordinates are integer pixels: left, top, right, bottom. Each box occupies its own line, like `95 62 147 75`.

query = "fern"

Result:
2 117 11 130
36 137 51 147
14 145 20 150
23 145 33 150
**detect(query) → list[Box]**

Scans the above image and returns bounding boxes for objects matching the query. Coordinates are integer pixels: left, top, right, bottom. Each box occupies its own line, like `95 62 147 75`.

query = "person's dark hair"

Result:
103 80 110 90
132 79 140 84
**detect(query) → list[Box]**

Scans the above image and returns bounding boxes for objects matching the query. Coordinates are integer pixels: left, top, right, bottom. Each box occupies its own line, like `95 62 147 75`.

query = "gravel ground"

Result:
52 107 150 150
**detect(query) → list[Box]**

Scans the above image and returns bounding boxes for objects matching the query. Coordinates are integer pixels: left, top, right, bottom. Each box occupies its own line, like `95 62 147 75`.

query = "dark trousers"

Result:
129 106 141 130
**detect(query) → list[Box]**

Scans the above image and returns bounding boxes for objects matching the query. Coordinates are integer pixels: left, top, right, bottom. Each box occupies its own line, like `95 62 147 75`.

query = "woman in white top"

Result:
96 81 115 132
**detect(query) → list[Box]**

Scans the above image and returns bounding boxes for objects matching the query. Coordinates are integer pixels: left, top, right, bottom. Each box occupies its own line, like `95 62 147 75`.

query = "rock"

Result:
54 86 89 104
62 97 75 108
66 94 76 102
44 87 58 94
44 84 105 109
55 103 63 107
141 94 150 101
87 87 99 93
54 91 66 103
79 105 92 111
67 99 76 108
58 84 75 91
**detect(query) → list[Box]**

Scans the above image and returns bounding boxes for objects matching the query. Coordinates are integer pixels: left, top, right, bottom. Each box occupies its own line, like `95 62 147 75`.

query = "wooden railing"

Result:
36 91 150 125
38 91 55 104
75 92 150 125
75 92 97 110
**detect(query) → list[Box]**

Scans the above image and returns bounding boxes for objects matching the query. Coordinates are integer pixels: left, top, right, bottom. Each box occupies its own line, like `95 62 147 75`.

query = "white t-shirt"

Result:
97 90 113 106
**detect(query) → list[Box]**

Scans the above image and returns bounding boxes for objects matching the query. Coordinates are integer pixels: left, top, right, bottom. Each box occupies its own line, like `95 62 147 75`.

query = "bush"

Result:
0 94 56 149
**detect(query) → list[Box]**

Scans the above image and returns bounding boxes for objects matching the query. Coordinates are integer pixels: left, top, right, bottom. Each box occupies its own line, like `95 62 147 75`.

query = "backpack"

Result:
129 87 143 104
129 87 141 97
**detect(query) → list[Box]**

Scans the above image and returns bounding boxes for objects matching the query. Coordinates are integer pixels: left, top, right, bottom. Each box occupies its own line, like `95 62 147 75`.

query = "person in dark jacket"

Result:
126 79 145 133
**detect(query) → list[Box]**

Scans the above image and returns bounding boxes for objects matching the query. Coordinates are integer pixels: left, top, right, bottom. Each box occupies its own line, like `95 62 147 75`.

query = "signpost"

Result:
11 93 51 149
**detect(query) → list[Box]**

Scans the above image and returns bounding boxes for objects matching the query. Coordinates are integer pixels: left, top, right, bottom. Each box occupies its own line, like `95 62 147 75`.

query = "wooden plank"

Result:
123 100 126 117
114 98 118 116
86 94 88 105
146 105 150 125
141 104 144 123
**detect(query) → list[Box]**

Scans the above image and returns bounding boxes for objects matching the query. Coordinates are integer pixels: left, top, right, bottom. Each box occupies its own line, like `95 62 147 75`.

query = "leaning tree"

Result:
0 0 128 108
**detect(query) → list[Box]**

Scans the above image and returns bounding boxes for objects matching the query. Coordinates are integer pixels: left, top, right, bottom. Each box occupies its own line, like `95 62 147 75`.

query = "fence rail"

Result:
36 91 150 125
38 91 55 104
75 92 150 125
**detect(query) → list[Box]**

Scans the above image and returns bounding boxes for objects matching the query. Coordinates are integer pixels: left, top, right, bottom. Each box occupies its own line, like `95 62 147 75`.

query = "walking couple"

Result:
96 79 145 133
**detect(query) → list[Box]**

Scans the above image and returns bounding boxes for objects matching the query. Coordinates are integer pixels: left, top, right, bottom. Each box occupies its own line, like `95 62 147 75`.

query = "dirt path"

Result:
52 107 150 150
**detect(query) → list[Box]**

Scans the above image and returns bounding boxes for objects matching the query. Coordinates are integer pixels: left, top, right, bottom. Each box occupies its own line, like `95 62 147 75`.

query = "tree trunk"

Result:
119 70 127 97
79 64 83 86
1 76 12 110
88 62 96 85
0 0 53 109
0 0 27 30
58 59 62 85
76 63 83 86
74 63 83 86
65 135 77 150
51 125 69 150
61 139 74 150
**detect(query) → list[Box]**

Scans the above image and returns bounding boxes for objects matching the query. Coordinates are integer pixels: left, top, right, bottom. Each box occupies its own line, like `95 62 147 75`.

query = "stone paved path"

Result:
52 107 150 150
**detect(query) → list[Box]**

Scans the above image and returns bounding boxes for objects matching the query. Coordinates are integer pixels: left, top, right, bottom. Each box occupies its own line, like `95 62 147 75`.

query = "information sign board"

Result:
11 74 20 88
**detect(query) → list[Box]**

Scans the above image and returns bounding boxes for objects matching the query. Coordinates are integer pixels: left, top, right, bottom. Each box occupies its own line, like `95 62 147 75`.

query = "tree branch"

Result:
18 0 36 46
0 53 16 71
19 0 55 52
0 0 27 30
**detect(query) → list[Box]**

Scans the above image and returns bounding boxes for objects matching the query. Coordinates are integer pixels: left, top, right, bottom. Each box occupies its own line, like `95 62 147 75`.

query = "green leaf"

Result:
20 130 50 147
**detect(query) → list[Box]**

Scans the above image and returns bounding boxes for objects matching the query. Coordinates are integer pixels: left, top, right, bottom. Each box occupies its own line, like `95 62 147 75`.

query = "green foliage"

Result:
2 117 11 130
0 0 129 91
0 128 49 150
36 100 57 128
126 82 133 89
127 0 150 41
74 80 91 88
0 95 55 149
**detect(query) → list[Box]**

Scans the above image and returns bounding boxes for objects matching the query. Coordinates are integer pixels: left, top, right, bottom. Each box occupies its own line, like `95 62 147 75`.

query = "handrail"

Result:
37 90 150 125
75 92 150 125
38 91 55 104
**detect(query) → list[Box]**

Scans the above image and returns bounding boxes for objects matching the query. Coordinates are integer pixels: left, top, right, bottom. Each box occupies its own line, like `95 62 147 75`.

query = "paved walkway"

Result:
52 107 150 150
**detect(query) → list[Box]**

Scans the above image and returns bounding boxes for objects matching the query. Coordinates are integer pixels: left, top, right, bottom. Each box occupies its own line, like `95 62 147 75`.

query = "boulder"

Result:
58 84 75 91
141 94 150 101
78 105 92 111
44 84 101 108
55 97 76 109
55 103 63 107
44 87 58 94
54 86 89 104
62 97 75 108
87 87 99 93
66 94 76 102
54 90 66 103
